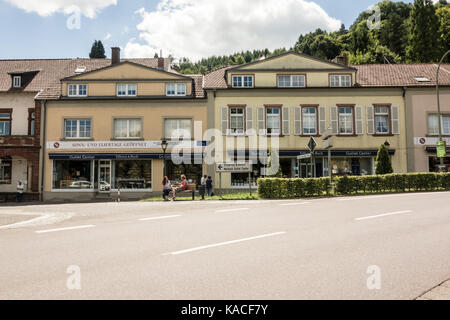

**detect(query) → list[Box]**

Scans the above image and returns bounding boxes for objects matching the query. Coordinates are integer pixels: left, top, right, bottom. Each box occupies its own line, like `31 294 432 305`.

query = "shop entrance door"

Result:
98 160 111 193
299 162 315 178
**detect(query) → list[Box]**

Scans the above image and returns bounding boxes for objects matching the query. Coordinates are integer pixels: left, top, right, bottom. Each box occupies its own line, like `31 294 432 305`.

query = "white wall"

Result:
0 92 35 136
0 157 28 192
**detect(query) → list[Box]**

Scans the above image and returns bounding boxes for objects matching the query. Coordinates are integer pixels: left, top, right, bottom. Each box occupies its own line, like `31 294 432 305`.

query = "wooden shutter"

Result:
330 106 338 135
294 106 302 135
221 106 228 136
257 107 266 135
391 105 400 135
367 105 374 135
282 106 290 135
246 106 254 135
355 106 364 135
319 106 326 135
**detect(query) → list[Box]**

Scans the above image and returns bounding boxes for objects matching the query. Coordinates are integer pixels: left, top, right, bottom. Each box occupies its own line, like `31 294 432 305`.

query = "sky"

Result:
0 0 416 61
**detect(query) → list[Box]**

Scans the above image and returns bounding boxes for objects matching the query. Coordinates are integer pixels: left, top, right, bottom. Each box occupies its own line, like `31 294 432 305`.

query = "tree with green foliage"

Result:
376 144 394 175
89 40 106 59
406 0 441 62
436 5 450 62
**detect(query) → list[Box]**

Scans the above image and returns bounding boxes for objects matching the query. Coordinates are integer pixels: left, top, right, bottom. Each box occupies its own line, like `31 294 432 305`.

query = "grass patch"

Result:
142 192 259 202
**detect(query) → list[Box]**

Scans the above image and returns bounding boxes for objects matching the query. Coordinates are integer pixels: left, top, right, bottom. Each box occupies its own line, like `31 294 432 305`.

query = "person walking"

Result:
199 175 207 200
16 181 24 203
206 176 213 197
162 176 172 202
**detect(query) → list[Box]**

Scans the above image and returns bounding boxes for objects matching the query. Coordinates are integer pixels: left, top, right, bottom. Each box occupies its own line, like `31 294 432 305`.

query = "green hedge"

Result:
257 177 331 199
334 173 450 195
257 173 450 199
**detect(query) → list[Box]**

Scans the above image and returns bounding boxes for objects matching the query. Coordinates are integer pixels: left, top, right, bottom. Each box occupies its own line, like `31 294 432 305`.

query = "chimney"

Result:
158 57 165 70
335 54 349 66
111 47 121 65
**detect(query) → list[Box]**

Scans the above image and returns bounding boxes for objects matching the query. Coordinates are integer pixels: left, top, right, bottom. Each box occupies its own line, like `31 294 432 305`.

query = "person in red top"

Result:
172 175 188 201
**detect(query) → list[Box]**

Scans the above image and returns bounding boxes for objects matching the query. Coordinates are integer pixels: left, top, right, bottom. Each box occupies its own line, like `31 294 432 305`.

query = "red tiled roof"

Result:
203 63 450 89
353 63 450 87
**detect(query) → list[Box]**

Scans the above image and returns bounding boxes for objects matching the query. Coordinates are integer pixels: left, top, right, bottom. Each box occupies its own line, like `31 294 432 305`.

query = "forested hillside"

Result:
173 0 449 74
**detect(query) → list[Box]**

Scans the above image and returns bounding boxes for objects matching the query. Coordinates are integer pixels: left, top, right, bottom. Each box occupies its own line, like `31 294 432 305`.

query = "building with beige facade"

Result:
204 52 407 190
39 49 207 201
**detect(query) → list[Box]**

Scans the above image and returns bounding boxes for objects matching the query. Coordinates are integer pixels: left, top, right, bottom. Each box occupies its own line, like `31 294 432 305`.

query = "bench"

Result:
171 184 197 200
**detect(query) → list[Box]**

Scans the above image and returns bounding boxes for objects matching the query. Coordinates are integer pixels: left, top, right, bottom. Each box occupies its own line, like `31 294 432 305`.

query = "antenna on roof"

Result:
383 56 392 65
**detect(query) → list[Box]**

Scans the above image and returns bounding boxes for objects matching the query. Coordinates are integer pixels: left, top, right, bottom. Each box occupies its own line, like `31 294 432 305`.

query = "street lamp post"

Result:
436 50 450 170
161 139 168 177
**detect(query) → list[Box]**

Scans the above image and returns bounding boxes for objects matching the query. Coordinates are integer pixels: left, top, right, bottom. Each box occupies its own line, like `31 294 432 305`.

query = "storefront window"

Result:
429 157 450 172
167 162 202 185
53 160 93 189
0 158 12 184
231 163 263 188
331 158 373 176
114 160 152 190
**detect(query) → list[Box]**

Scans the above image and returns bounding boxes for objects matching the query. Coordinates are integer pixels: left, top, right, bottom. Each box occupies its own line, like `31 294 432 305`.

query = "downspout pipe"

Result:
40 100 47 202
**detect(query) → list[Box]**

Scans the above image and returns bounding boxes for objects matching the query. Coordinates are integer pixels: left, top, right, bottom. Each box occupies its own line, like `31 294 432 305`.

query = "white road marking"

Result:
355 210 413 221
164 232 287 255
35 225 95 234
215 208 250 213
139 215 181 221
279 202 309 206
338 192 449 202
0 214 52 230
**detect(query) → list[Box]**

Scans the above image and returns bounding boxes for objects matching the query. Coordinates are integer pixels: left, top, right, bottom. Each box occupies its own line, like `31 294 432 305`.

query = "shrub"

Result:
258 177 330 199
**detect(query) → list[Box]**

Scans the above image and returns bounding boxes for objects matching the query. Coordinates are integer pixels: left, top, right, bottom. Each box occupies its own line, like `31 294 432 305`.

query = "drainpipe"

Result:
40 100 47 202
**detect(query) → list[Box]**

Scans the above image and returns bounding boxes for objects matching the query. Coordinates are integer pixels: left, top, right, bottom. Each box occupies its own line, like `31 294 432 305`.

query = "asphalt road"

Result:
0 192 449 300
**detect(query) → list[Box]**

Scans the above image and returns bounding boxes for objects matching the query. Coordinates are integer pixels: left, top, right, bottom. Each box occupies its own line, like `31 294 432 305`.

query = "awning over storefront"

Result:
425 147 450 154
49 153 204 160
227 149 396 158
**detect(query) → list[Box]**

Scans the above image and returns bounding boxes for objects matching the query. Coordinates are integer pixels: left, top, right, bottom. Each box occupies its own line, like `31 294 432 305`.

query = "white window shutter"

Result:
246 106 254 135
355 106 364 135
257 106 266 136
294 106 302 135
221 106 228 136
282 106 290 136
319 106 326 135
367 105 374 135
330 106 338 135
391 105 400 135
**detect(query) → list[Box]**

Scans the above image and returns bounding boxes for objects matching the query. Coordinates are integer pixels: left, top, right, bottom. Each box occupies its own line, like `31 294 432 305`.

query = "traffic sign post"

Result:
308 138 317 178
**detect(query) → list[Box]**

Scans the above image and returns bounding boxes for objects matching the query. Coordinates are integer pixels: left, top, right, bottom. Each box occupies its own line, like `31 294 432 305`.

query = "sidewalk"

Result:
416 280 450 300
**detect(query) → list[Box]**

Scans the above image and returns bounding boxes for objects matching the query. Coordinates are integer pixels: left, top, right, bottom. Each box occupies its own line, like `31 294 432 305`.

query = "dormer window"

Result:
13 76 21 88
117 84 137 97
68 84 88 97
278 75 306 88
330 74 351 87
232 75 254 88
166 83 186 97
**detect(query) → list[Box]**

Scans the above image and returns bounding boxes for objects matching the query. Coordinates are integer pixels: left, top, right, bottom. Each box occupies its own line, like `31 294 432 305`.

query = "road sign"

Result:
297 153 312 160
216 162 252 173
308 137 317 152
437 140 447 158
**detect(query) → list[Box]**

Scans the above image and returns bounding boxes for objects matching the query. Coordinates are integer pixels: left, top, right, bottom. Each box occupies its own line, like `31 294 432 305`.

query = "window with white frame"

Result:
114 119 142 139
13 76 21 88
375 106 390 134
0 111 12 136
338 107 354 134
229 107 245 135
428 114 450 135
64 119 91 139
117 84 137 96
266 107 281 135
164 119 192 140
166 83 187 96
232 75 254 88
330 74 351 87
302 107 317 135
68 84 88 97
278 75 306 88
